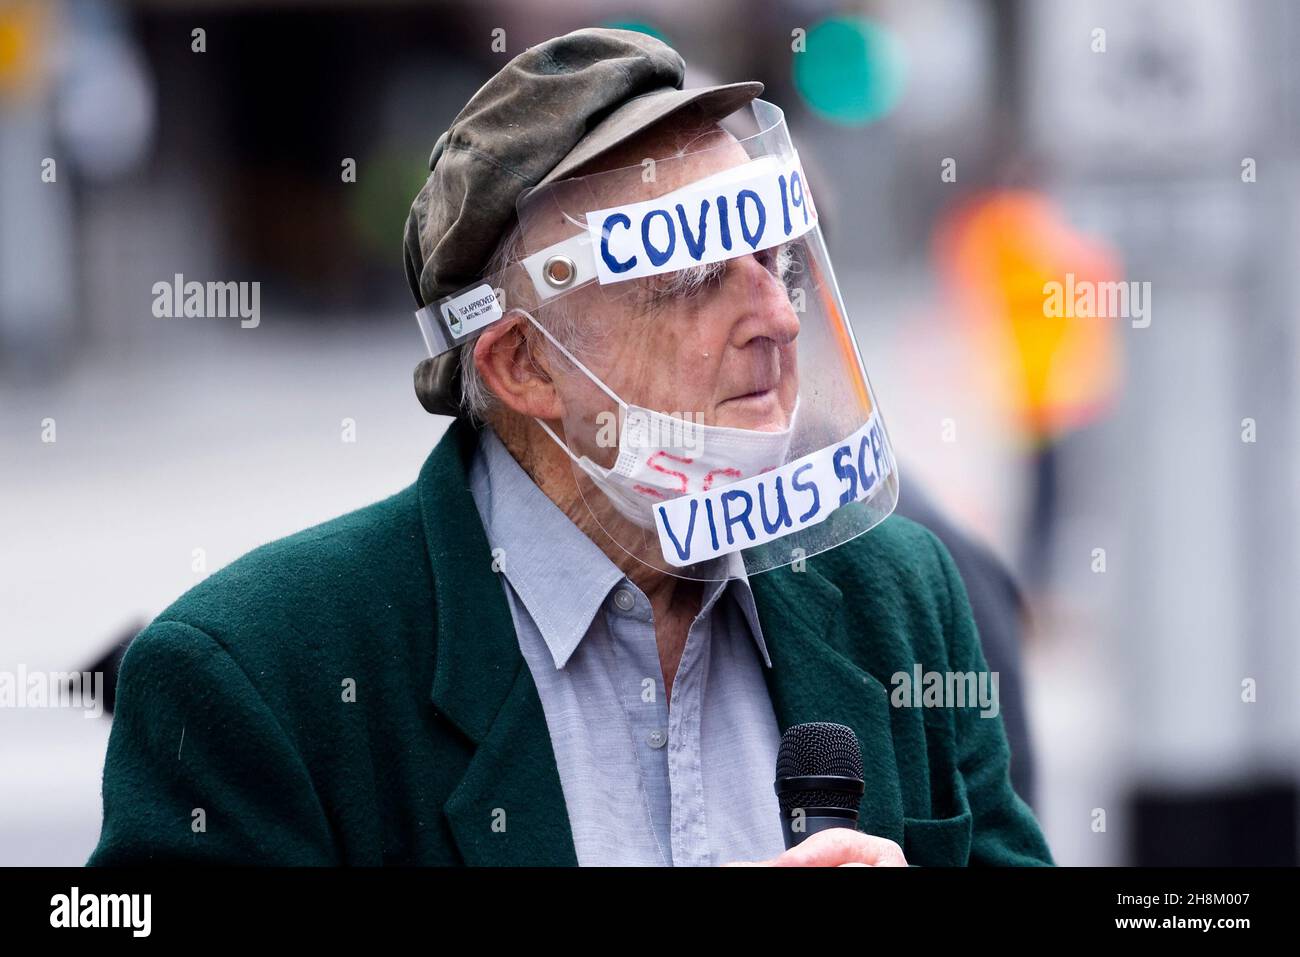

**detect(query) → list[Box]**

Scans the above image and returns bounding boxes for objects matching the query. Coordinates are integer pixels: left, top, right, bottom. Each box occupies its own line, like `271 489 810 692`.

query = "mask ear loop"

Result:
518 309 624 408
514 309 628 460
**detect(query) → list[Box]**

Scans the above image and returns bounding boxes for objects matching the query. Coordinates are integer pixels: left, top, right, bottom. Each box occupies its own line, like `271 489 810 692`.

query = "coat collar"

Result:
417 417 903 864
469 424 773 671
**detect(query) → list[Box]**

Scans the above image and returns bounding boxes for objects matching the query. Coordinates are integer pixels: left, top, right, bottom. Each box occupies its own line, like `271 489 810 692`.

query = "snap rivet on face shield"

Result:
543 255 577 289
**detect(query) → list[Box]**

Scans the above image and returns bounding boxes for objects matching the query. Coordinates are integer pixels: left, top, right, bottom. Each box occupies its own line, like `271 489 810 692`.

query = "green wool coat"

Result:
87 418 1054 867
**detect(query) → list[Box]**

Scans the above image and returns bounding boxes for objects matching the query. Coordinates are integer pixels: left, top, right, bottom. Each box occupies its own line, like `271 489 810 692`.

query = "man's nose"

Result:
726 251 801 347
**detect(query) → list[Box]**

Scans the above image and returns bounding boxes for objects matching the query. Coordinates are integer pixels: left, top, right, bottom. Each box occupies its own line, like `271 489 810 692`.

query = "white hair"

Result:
457 221 598 427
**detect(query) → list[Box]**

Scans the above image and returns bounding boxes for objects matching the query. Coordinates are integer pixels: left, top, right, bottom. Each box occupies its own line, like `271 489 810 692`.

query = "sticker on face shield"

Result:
585 155 817 285
439 283 503 339
652 411 894 568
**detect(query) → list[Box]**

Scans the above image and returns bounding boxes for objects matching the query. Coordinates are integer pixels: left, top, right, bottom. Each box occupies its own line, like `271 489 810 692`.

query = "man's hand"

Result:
724 828 908 867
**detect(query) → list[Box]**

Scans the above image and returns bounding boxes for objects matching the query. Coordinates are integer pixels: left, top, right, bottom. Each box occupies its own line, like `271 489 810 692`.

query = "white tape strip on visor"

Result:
415 153 817 356
522 152 817 297
653 409 895 568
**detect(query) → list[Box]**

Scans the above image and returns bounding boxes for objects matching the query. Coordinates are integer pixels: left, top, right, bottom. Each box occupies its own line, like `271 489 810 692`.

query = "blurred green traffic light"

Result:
601 20 671 46
794 16 907 126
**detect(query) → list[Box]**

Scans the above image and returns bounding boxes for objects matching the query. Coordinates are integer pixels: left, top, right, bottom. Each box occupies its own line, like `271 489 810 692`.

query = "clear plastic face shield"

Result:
416 99 899 581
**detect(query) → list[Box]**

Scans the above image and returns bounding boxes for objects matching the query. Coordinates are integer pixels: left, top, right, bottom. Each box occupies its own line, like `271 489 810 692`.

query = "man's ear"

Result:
472 310 565 420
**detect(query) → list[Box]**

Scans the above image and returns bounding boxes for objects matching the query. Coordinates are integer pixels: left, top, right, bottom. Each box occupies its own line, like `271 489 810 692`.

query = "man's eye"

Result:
684 262 727 296
647 261 726 301
756 244 792 280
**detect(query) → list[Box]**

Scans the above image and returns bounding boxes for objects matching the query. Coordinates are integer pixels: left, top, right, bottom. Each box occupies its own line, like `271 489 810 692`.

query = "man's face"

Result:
534 124 802 449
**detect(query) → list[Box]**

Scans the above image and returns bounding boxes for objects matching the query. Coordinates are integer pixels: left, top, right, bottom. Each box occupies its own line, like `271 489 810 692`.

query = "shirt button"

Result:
612 588 636 613
647 729 667 749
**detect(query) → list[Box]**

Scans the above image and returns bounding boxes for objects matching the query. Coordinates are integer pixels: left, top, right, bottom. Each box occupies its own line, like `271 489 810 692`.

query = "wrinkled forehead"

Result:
519 123 752 252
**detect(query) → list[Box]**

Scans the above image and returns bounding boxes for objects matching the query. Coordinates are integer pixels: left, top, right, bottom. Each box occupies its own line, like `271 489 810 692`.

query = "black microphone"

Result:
774 722 866 849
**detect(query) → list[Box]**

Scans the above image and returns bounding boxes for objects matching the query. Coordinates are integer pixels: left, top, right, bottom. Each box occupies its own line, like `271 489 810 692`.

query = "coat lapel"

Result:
418 418 578 866
751 561 905 844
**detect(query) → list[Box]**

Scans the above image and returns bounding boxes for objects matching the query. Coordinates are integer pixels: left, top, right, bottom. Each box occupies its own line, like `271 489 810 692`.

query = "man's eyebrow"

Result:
644 260 729 300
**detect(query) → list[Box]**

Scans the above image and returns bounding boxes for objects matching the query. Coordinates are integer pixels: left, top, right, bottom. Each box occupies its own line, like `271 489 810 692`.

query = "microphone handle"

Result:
780 806 859 849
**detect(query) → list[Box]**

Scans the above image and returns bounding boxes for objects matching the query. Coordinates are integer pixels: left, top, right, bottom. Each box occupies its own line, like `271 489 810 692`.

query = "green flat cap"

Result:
404 26 762 417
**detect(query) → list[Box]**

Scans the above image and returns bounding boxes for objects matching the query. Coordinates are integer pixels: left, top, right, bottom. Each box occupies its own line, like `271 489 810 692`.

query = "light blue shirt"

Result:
466 425 788 866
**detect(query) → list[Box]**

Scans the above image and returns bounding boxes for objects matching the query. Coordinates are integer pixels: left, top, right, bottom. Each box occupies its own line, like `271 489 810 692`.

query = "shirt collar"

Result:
467 425 771 672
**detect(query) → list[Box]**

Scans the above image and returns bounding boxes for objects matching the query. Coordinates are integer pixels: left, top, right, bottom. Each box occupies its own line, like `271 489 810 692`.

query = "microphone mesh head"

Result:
775 722 864 814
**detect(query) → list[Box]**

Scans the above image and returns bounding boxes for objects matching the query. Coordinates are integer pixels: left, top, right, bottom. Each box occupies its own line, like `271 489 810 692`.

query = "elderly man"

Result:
89 29 1052 867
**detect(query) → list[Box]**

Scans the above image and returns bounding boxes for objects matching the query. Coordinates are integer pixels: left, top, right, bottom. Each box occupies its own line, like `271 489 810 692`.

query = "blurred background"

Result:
2 0 1297 866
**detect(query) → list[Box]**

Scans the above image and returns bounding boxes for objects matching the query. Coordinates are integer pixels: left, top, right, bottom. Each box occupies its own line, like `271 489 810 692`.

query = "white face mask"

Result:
520 311 800 530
